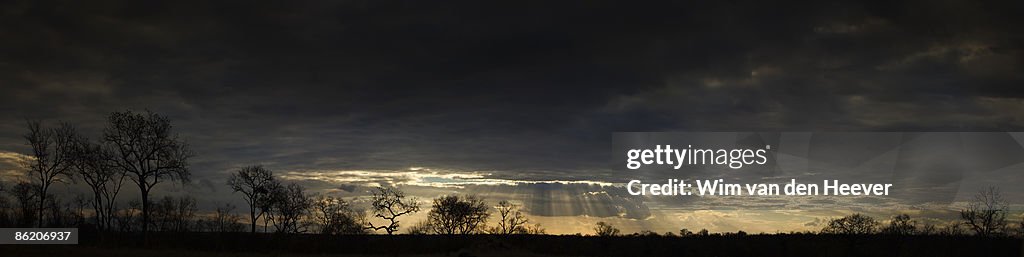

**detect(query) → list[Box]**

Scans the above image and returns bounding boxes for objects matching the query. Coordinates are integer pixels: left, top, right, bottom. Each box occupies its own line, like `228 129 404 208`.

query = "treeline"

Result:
226 165 373 235
0 109 547 235
0 110 191 233
0 165 549 236
225 165 545 235
0 185 246 233
1 109 1021 238
815 187 1021 237
0 110 243 233
591 187 1024 238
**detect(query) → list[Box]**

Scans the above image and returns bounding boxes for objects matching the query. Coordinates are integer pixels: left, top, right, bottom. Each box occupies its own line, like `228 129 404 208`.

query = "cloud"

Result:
0 0 1022 234
276 168 646 218
0 151 31 183
277 168 613 189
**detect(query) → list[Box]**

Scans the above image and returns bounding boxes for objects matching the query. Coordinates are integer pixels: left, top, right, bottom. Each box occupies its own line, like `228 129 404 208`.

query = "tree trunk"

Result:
37 183 48 228
141 185 149 234
250 208 257 233
92 191 104 230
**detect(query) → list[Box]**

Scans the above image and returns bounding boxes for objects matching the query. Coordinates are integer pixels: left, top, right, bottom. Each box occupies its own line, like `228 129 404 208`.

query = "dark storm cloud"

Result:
1 0 1023 197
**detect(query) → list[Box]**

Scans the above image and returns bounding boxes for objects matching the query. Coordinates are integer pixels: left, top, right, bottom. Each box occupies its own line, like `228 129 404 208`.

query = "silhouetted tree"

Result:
151 195 197 232
821 213 878 235
488 200 528 235
594 221 620 236
173 196 197 232
115 199 142 232
227 165 279 233
259 182 283 233
11 182 38 227
406 219 434 235
103 110 192 234
960 186 1008 236
66 133 124 230
152 197 173 231
310 193 367 235
427 194 489 235
0 182 10 227
918 223 937 235
939 223 966 236
203 203 244 233
43 194 78 227
268 183 310 233
882 214 916 235
368 187 419 234
69 194 89 227
24 120 75 227
523 223 546 235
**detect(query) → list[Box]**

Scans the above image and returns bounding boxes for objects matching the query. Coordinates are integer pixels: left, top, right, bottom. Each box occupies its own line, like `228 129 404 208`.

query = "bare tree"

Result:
115 199 142 232
594 221 620 236
522 223 546 235
151 196 174 231
406 219 434 235
227 165 278 233
427 194 490 235
368 187 420 234
211 203 245 233
489 200 528 235
70 194 89 227
11 182 39 227
310 193 368 235
24 120 75 227
149 195 199 232
44 195 78 227
821 213 878 235
103 110 192 234
268 183 310 233
173 196 197 232
0 182 11 227
960 186 1008 236
66 133 125 230
939 222 966 236
918 223 937 235
259 182 282 233
881 214 916 235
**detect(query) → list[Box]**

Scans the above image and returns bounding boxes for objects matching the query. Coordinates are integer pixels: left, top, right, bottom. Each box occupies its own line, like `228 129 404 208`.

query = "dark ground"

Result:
1 231 1021 257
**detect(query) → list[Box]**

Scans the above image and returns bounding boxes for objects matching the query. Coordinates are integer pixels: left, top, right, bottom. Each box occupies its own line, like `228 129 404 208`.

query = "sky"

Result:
1 0 1023 234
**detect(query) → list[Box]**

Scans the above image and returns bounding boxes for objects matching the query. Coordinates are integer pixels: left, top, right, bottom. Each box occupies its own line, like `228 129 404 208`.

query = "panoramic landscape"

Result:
0 116 1021 256
2 0 1024 256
